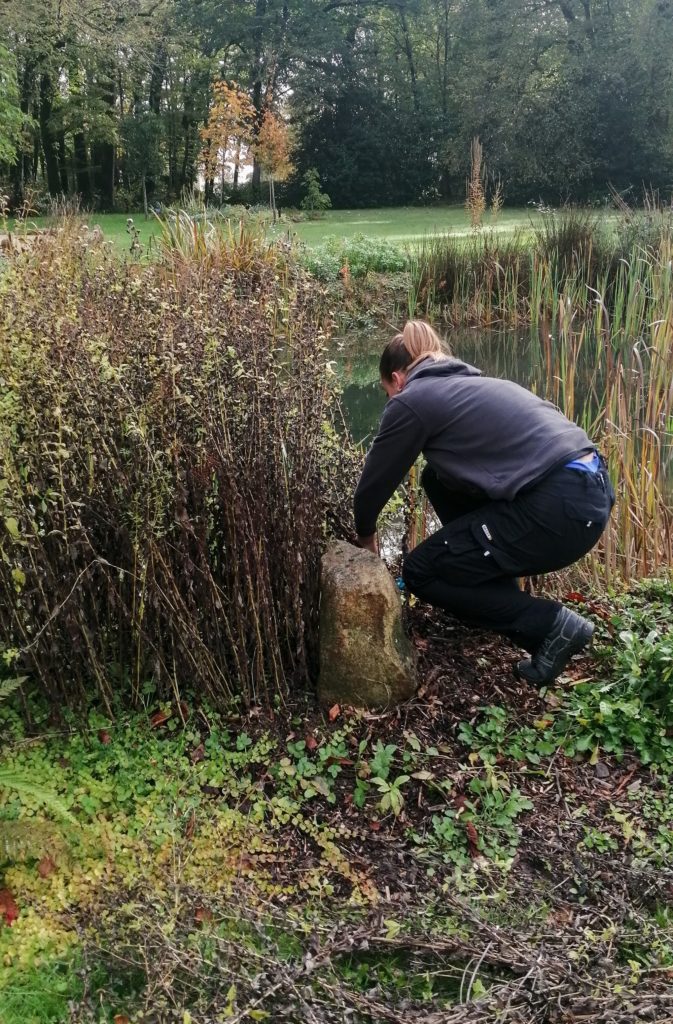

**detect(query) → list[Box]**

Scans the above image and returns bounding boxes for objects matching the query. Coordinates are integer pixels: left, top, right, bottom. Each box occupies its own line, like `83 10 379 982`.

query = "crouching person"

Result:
353 321 615 686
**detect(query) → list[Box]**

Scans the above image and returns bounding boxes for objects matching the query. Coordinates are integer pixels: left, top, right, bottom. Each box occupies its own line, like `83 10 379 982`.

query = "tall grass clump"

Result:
409 205 673 330
409 205 673 579
0 219 356 714
408 230 529 326
465 136 486 229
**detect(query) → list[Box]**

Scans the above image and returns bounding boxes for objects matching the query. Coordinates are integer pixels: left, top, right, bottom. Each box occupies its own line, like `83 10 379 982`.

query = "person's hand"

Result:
357 534 379 555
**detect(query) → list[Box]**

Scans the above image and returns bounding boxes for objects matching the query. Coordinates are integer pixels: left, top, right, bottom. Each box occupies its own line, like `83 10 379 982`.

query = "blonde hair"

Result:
401 320 448 370
379 320 449 380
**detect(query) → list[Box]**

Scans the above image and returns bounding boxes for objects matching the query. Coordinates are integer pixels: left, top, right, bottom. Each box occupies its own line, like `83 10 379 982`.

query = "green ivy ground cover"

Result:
2 581 673 1023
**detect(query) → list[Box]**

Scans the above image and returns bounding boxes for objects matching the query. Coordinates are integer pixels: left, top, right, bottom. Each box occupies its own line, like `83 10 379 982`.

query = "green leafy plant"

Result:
370 741 398 781
458 705 508 764
580 826 619 853
0 678 75 862
562 625 673 763
372 774 409 817
300 234 408 280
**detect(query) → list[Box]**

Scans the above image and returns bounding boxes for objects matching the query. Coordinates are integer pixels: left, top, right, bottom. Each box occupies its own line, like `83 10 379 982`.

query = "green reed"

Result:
540 247 673 581
409 211 673 579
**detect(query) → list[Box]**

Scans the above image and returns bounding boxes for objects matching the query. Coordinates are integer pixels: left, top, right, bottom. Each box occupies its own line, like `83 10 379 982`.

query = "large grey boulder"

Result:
318 540 417 708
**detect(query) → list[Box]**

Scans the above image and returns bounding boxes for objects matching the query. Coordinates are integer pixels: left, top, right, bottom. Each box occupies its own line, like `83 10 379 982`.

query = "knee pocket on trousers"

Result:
402 522 492 591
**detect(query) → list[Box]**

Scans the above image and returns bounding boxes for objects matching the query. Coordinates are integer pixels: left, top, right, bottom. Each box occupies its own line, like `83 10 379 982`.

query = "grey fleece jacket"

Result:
353 356 594 537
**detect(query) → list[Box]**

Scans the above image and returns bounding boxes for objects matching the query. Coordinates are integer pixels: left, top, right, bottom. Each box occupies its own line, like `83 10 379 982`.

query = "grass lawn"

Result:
11 206 531 254
82 211 164 252
9 212 164 255
277 205 529 244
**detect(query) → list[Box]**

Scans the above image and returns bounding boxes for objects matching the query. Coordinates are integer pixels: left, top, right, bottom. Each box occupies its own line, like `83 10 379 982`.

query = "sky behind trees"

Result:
1 0 672 210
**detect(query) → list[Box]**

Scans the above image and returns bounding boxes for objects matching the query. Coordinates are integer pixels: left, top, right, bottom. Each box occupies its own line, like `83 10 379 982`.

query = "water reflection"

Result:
338 328 643 441
338 329 551 443
336 326 673 495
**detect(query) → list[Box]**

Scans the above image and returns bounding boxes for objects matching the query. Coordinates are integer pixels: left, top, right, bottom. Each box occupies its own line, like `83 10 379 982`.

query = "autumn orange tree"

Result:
200 80 255 197
254 110 294 222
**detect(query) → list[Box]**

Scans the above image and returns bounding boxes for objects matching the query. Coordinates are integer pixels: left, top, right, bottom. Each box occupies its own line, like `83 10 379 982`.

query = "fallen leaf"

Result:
38 855 56 878
465 820 479 855
190 743 206 764
565 591 586 603
411 771 434 781
98 729 111 745
0 888 19 926
113 1016 130 1024
184 811 197 840
150 708 171 728
305 735 318 751
369 820 381 831
328 704 340 722
194 906 213 926
586 601 610 619
311 776 331 797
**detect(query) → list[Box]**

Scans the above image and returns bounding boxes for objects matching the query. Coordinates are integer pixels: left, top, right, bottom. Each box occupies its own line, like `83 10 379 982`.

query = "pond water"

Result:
336 327 673 498
336 329 585 445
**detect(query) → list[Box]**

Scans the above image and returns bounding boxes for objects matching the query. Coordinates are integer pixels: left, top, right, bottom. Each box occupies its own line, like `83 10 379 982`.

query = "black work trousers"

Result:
402 463 615 649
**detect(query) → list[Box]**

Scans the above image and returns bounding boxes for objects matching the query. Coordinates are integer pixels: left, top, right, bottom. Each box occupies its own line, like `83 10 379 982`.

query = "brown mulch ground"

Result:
72 604 673 1024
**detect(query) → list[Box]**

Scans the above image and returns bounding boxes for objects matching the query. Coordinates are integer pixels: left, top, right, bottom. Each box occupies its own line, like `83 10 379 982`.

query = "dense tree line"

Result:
1 0 672 210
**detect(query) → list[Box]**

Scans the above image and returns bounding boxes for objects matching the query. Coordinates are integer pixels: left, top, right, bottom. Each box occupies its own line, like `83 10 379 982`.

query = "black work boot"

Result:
516 607 594 686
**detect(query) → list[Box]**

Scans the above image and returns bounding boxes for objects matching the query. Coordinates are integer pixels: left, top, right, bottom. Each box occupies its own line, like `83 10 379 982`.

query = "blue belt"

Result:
565 452 601 474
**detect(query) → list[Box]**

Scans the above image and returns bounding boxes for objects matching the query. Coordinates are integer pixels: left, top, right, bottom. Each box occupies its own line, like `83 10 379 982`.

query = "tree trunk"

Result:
11 54 35 203
142 175 148 219
91 69 116 209
73 132 92 205
167 65 176 194
442 0 450 118
180 124 192 194
251 0 268 199
399 10 420 113
149 42 167 114
179 69 193 196
233 139 242 187
39 73 62 196
91 137 115 209
58 132 69 193
147 42 167 196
